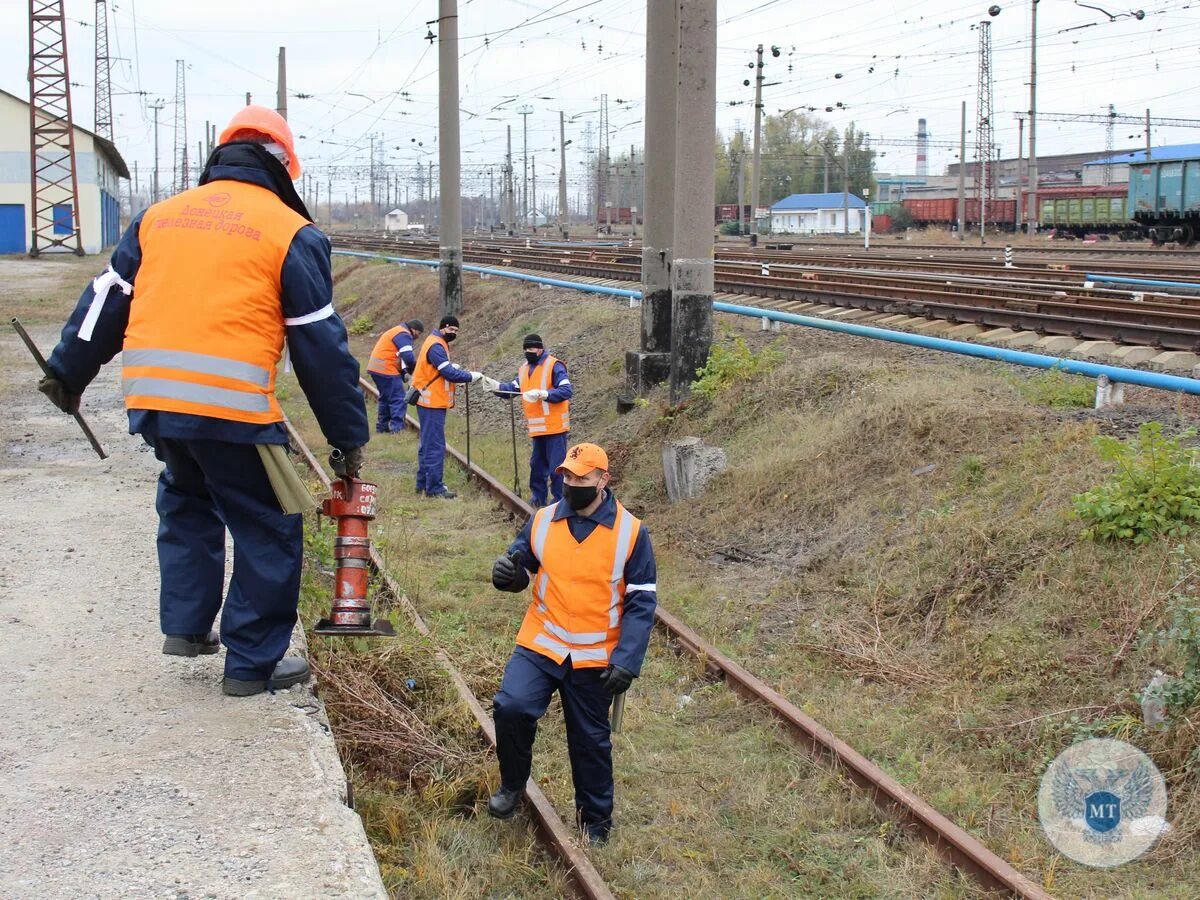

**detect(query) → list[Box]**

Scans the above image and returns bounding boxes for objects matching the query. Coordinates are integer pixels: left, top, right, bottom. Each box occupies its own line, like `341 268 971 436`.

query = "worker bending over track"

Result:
37 105 369 697
489 443 657 844
366 319 423 433
496 333 573 506
410 315 483 499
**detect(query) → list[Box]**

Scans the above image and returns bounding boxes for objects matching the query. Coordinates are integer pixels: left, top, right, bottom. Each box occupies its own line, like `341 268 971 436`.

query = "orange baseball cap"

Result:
557 443 609 477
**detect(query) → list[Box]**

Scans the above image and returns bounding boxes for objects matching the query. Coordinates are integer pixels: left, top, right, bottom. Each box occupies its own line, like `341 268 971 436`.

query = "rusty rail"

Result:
283 414 616 900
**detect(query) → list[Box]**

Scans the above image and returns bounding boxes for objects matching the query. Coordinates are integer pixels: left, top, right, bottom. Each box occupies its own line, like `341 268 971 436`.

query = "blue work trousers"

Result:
529 432 568 507
151 437 303 681
416 405 448 495
370 371 407 432
493 646 615 840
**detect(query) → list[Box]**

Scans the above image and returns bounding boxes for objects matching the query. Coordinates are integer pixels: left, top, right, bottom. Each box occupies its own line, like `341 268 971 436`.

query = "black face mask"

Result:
564 484 599 510
443 331 457 343
525 351 541 366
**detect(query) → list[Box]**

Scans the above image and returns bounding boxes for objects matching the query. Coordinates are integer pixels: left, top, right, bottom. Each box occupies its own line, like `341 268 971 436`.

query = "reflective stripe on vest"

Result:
520 355 570 437
122 179 308 425
412 334 456 409
367 325 411 376
515 499 641 668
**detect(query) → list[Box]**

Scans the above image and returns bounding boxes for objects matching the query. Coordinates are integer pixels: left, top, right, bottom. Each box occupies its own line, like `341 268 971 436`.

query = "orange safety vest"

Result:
519 355 570 437
122 180 310 424
412 333 456 409
515 498 641 669
367 325 413 376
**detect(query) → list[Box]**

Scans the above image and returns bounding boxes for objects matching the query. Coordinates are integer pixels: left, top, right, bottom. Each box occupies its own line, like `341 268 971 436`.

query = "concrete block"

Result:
1069 340 1120 360
1108 345 1160 365
874 314 913 326
992 330 1041 348
945 324 984 340
625 351 671 394
912 319 956 335
889 317 930 329
662 437 728 502
1034 335 1081 353
976 328 1018 343
1149 351 1200 372
805 306 840 317
826 307 871 319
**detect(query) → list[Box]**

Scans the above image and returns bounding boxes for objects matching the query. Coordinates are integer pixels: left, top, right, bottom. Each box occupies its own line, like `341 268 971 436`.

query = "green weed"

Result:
1074 423 1200 544
349 313 376 335
1013 368 1094 409
691 336 784 399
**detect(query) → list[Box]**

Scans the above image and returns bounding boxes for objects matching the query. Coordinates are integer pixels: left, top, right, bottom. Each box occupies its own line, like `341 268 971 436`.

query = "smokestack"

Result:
916 117 928 177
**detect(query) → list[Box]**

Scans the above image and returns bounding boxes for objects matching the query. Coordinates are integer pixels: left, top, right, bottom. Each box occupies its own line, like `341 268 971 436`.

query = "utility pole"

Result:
518 105 533 228
1027 0 1039 235
1146 109 1152 161
736 152 745 234
559 110 568 235
437 0 462 313
1016 115 1025 230
670 0 716 403
1103 104 1115 185
842 140 850 236
957 101 966 240
276 47 287 119
27 0 85 255
628 0 677 394
93 0 114 141
489 167 495 229
505 125 514 232
976 18 995 245
150 101 164 203
750 43 764 237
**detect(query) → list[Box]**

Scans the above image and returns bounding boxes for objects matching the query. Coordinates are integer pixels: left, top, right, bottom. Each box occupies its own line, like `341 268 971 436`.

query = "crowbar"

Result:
10 317 108 460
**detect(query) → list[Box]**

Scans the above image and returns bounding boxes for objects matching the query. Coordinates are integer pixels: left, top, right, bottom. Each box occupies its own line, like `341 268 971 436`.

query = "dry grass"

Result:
1 254 99 325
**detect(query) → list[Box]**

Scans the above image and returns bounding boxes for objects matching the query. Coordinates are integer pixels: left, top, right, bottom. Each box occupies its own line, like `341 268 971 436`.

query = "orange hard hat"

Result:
218 105 301 179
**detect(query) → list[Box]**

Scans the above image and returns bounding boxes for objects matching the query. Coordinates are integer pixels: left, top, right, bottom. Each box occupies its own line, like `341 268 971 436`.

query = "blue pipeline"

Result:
713 300 1200 395
1086 273 1200 293
331 249 1200 394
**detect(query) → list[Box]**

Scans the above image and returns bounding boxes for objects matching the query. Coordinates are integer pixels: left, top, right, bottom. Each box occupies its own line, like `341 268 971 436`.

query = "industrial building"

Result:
769 192 867 234
0 88 128 255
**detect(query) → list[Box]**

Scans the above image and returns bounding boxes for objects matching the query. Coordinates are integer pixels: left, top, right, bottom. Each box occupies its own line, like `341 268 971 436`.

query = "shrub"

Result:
718 221 743 236
1149 547 1200 719
1014 368 1094 409
691 336 784 399
348 314 375 335
1074 422 1200 544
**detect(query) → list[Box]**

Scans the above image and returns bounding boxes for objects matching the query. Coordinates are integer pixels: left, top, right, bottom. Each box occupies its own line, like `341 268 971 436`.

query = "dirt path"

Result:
0 328 385 899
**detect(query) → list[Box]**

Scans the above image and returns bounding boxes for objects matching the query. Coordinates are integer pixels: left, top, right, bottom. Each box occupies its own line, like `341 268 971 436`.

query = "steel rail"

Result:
354 382 1050 898
282 414 616 900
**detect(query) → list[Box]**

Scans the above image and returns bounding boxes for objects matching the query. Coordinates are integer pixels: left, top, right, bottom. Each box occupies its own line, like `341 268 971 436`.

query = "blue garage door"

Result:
0 204 25 253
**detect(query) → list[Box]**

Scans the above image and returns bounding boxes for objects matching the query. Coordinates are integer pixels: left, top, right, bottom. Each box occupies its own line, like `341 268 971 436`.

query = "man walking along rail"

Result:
36 106 369 697
496 333 573 506
367 319 423 433
488 443 657 844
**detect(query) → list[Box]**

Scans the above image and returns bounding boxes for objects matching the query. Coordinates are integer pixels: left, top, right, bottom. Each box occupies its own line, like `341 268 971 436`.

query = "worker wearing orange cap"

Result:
487 443 657 844
39 105 369 697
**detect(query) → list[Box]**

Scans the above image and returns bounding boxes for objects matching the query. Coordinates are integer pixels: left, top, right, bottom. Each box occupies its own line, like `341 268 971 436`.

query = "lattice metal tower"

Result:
93 0 113 141
974 20 995 234
1103 103 1116 186
27 0 84 255
173 60 188 193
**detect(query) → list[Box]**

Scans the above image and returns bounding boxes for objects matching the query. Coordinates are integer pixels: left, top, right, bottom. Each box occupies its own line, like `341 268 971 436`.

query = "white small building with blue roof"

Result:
769 192 867 234
1081 143 1200 186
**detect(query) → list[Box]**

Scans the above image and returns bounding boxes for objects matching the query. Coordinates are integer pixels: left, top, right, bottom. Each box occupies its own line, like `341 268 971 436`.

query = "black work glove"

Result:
38 375 81 415
330 445 365 479
491 553 529 592
598 664 635 696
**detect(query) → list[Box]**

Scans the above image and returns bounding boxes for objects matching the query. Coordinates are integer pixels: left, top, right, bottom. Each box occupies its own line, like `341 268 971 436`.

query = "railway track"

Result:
334 234 1200 352
281 375 1051 898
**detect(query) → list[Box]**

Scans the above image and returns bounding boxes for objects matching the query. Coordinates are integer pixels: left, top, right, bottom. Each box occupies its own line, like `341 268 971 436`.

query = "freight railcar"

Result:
1128 158 1200 246
715 203 753 224
1029 185 1135 239
901 197 1016 230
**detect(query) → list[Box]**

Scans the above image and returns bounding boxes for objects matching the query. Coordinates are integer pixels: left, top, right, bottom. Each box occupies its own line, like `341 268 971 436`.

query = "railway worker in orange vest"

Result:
366 319 423 433
495 333 573 507
410 314 484 498
37 105 369 697
488 443 657 844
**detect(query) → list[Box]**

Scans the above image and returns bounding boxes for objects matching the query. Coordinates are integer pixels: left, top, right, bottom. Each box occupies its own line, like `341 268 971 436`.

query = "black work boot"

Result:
222 657 311 697
430 489 458 500
487 787 521 820
162 631 220 657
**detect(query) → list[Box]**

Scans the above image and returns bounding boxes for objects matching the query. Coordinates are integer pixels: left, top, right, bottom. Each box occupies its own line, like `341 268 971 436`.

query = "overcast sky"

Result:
3 0 1198 197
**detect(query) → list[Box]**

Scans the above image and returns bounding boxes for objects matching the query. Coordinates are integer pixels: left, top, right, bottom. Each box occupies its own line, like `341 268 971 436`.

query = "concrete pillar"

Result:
627 0 678 393
437 0 462 315
669 0 716 403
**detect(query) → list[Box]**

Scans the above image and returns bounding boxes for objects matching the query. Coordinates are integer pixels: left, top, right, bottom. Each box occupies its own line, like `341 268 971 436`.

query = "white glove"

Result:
470 371 484 384
522 389 549 403
479 375 502 393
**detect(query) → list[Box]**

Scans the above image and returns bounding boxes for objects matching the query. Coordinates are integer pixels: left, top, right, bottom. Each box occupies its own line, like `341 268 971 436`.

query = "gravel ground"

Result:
0 328 386 899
